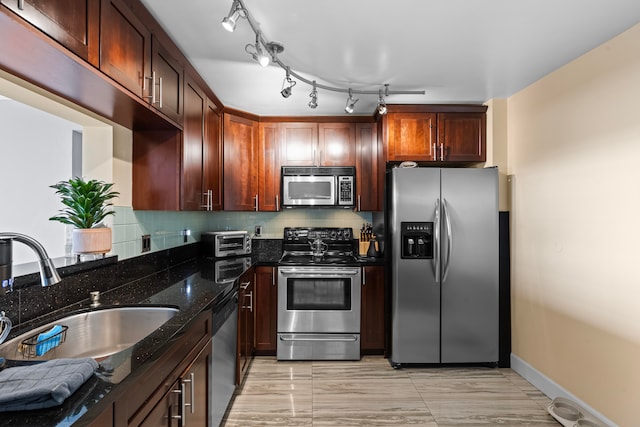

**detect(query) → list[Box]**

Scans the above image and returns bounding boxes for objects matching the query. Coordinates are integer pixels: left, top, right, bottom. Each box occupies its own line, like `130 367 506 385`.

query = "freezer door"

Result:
389 167 441 364
440 168 499 363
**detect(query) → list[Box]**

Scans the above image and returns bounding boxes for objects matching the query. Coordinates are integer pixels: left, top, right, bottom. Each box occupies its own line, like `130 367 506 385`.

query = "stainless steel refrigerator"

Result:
388 167 499 366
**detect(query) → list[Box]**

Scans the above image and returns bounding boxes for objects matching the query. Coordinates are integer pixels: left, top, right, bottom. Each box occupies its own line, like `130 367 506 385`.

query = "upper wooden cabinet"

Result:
151 39 183 125
318 123 356 166
100 0 151 98
1 0 100 66
204 99 223 211
181 75 205 211
383 105 487 163
279 122 355 167
355 122 381 211
224 113 258 211
258 122 282 212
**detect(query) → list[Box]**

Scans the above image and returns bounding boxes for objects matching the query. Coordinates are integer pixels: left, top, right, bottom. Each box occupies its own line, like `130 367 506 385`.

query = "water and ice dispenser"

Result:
401 222 433 259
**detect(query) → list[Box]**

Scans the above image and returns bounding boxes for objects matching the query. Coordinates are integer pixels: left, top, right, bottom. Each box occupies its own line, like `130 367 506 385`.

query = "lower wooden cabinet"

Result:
236 268 255 385
254 266 278 354
361 266 385 353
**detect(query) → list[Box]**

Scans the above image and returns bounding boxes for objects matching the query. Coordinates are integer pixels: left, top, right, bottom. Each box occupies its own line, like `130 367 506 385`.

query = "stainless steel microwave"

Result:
281 166 355 208
202 231 252 258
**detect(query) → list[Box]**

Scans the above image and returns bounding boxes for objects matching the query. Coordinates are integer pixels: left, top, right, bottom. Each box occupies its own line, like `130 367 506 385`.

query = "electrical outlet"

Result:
254 225 262 237
141 234 151 252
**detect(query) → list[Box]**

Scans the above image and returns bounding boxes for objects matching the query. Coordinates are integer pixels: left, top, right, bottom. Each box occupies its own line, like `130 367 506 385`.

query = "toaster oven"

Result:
202 231 252 258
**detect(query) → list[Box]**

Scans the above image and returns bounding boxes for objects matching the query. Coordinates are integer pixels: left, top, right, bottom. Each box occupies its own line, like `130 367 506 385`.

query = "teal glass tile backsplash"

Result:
110 207 373 260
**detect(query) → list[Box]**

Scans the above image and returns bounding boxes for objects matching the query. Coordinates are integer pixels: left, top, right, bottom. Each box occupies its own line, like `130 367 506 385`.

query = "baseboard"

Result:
510 353 617 427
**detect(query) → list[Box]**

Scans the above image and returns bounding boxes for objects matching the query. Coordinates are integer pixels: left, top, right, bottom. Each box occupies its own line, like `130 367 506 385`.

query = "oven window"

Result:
219 236 245 248
286 278 351 310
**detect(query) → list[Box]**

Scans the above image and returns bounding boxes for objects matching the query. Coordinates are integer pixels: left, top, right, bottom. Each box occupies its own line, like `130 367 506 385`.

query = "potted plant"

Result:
49 177 119 255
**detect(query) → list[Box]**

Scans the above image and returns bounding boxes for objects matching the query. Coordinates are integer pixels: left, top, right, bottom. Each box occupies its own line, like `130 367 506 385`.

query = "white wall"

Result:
0 98 79 263
508 23 640 426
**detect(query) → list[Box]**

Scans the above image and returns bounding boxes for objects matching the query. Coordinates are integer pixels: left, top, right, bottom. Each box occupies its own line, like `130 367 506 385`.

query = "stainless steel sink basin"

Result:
0 306 179 361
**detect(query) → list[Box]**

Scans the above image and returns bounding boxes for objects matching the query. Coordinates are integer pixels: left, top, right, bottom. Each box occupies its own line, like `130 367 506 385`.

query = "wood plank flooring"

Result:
222 356 558 426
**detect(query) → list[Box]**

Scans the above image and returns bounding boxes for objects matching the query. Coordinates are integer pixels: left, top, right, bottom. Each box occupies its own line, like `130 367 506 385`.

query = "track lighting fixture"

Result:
376 86 388 115
345 89 359 114
221 0 425 113
221 0 246 32
281 68 296 98
246 33 270 67
308 81 318 109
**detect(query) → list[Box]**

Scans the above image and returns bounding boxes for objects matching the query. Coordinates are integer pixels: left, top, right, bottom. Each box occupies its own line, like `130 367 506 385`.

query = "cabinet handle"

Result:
439 143 444 161
17 0 24 10
171 381 186 425
157 76 163 108
254 194 259 211
188 372 195 414
142 72 156 104
272 268 276 286
201 190 212 210
275 194 279 211
362 269 366 286
244 291 253 312
240 281 251 290
357 195 361 212
432 143 437 161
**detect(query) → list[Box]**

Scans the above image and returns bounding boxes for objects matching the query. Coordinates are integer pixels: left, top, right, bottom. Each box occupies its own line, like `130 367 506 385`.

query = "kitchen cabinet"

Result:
237 268 255 385
150 39 184 125
138 341 210 427
386 112 437 162
117 311 211 426
204 98 223 211
355 122 382 211
279 122 356 167
100 0 151 98
181 75 205 211
254 266 278 354
224 113 259 211
0 0 99 66
383 106 487 163
258 122 282 211
361 266 385 354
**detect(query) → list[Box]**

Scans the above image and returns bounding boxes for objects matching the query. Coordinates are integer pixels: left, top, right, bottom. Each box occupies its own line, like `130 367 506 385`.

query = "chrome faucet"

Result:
0 311 11 345
0 232 62 293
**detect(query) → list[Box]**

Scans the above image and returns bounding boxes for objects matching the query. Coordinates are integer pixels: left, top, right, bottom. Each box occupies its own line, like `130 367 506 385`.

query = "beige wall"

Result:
507 23 640 426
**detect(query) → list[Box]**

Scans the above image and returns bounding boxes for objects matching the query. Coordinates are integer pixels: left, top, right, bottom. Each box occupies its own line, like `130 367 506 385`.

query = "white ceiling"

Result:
140 0 640 117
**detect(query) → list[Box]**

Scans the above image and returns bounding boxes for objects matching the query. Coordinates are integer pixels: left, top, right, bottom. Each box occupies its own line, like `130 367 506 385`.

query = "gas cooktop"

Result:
279 227 358 266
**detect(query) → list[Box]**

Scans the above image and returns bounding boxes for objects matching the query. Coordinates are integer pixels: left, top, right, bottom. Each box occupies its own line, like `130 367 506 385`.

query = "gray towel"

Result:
0 358 98 412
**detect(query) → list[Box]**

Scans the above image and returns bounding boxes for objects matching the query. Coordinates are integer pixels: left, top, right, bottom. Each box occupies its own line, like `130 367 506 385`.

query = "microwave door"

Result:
283 176 335 206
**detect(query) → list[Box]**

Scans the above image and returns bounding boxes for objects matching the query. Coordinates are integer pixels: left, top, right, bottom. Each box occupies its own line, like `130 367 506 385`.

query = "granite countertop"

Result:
0 257 248 426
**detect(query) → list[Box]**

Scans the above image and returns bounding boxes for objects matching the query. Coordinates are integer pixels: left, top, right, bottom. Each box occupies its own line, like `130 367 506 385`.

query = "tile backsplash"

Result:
111 207 373 260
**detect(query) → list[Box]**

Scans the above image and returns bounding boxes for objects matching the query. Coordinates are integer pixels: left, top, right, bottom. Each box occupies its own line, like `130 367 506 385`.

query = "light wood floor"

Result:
222 356 558 426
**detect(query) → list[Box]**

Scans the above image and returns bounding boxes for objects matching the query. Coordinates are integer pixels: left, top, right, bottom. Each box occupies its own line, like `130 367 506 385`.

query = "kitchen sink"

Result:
0 306 179 361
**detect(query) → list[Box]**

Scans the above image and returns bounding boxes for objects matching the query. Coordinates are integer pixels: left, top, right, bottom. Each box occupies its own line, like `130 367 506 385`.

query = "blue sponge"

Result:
35 325 63 356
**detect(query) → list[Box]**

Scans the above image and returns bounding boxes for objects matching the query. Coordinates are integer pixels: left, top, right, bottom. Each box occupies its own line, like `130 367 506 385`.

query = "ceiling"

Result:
140 0 640 117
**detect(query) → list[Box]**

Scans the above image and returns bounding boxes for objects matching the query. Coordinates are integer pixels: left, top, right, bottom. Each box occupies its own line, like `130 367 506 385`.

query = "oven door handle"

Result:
279 334 359 342
279 268 360 277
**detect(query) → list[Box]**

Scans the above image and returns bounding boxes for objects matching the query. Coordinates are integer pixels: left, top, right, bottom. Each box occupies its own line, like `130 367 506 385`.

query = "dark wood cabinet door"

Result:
183 343 211 427
386 112 437 161
237 269 254 385
254 266 277 354
181 76 205 211
361 266 385 353
151 38 183 125
139 380 178 427
100 0 151 98
280 122 318 166
204 99 223 211
437 112 486 162
1 0 99 66
318 123 356 166
258 123 281 211
355 123 380 211
224 114 258 211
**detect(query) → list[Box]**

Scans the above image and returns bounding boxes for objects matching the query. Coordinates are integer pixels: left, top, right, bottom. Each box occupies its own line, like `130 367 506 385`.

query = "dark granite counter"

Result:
0 239 383 426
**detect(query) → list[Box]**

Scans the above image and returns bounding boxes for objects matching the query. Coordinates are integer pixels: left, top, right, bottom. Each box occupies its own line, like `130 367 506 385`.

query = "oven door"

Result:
281 175 336 207
277 266 361 333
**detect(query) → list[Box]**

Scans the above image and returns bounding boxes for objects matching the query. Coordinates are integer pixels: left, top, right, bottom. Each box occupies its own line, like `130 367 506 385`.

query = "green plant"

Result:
49 177 119 229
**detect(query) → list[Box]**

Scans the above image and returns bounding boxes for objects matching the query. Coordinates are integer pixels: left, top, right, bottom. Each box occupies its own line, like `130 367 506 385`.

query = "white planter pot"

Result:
72 228 112 254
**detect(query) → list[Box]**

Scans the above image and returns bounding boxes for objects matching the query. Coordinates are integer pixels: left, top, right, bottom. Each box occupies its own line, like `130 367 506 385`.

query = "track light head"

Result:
345 89 359 114
281 68 296 98
246 33 270 67
376 88 387 115
222 0 245 32
308 81 318 109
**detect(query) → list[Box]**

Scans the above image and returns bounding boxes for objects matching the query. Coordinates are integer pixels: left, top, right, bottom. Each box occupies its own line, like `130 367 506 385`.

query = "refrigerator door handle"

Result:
434 199 441 284
442 198 453 282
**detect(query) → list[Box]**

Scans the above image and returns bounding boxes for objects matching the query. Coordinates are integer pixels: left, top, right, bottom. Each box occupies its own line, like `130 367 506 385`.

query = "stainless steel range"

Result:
277 227 361 360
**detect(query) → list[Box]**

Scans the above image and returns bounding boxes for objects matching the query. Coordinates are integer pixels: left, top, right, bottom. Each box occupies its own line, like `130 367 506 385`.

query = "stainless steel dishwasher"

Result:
210 289 238 427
